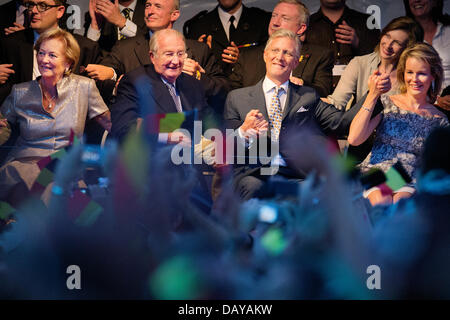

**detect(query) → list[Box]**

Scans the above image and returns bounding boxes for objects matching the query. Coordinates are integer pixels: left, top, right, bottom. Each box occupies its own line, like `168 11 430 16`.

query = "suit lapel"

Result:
251 80 269 121
146 66 178 113
210 7 230 49
283 83 304 120
176 75 191 112
234 6 253 46
293 45 310 79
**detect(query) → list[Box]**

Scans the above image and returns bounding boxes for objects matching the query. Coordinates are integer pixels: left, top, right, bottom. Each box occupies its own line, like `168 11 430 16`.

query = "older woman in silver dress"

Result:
348 43 449 206
0 28 111 204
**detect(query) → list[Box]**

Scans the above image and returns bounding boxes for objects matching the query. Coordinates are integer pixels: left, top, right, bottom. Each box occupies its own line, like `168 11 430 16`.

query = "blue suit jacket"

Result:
224 80 365 180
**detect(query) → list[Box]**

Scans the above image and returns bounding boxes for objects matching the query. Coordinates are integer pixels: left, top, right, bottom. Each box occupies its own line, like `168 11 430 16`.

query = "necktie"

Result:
119 8 132 40
268 87 284 141
229 15 236 43
166 83 183 113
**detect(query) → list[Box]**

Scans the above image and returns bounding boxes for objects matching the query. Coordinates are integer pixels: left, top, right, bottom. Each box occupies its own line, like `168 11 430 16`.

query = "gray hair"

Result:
149 29 185 54
277 0 310 27
265 29 302 59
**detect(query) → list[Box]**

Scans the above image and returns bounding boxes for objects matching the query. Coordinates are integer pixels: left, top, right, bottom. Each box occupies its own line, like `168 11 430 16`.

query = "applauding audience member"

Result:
348 43 449 206
84 0 148 52
327 16 424 110
184 0 271 76
0 29 111 205
306 0 380 88
230 0 334 97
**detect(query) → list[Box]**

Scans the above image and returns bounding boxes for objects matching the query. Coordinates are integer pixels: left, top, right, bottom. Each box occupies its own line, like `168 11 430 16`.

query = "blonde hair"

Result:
397 43 443 103
265 29 301 59
34 28 80 76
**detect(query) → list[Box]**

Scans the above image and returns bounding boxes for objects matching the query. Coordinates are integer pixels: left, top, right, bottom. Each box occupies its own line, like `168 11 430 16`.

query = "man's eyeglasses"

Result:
23 2 61 13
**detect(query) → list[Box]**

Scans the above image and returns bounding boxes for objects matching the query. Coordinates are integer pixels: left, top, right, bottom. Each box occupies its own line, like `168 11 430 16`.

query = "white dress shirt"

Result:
87 0 138 42
239 77 290 167
32 30 41 80
16 4 26 26
217 5 243 42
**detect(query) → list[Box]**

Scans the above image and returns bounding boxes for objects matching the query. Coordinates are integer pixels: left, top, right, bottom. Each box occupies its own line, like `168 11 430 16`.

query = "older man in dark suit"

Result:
111 29 209 143
229 0 334 97
224 29 361 199
89 0 229 113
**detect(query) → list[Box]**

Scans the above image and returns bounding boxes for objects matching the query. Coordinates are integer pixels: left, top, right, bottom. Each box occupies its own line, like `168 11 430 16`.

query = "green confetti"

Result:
149 256 202 300
75 201 103 227
385 167 407 191
159 113 186 133
261 228 288 256
0 201 15 220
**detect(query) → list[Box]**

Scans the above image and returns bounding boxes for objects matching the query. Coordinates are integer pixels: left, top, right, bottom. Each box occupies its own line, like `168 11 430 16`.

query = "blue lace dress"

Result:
359 95 449 188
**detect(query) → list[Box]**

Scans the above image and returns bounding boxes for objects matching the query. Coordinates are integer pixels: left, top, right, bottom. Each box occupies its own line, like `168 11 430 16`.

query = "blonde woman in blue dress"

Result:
348 43 449 206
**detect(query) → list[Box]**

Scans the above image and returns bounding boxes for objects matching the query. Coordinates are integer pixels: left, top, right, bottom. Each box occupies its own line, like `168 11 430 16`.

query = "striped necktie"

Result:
118 8 132 40
166 83 183 113
268 87 284 141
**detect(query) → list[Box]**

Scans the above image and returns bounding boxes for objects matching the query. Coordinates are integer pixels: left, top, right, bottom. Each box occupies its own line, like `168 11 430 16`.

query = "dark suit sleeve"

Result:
99 40 129 76
224 91 244 130
229 55 245 90
75 35 102 68
190 42 230 111
315 91 383 138
110 74 140 141
309 49 334 98
0 36 13 104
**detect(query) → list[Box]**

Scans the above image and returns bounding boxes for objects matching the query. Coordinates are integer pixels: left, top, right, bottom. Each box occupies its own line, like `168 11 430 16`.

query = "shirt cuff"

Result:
237 127 253 148
119 19 137 38
111 69 117 81
158 133 169 144
87 25 101 42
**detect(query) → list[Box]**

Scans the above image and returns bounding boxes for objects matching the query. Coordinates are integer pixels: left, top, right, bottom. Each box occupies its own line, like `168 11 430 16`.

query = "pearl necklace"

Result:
40 81 57 112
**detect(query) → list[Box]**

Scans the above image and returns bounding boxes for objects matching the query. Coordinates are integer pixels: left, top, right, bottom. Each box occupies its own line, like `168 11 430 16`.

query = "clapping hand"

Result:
368 70 391 97
182 58 205 78
94 0 127 29
222 41 239 64
198 34 213 49
240 109 268 140
4 22 25 36
0 64 15 84
335 20 359 49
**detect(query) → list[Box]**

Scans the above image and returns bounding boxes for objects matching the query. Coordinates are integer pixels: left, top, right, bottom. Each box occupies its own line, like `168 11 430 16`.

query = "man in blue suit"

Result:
224 29 362 199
